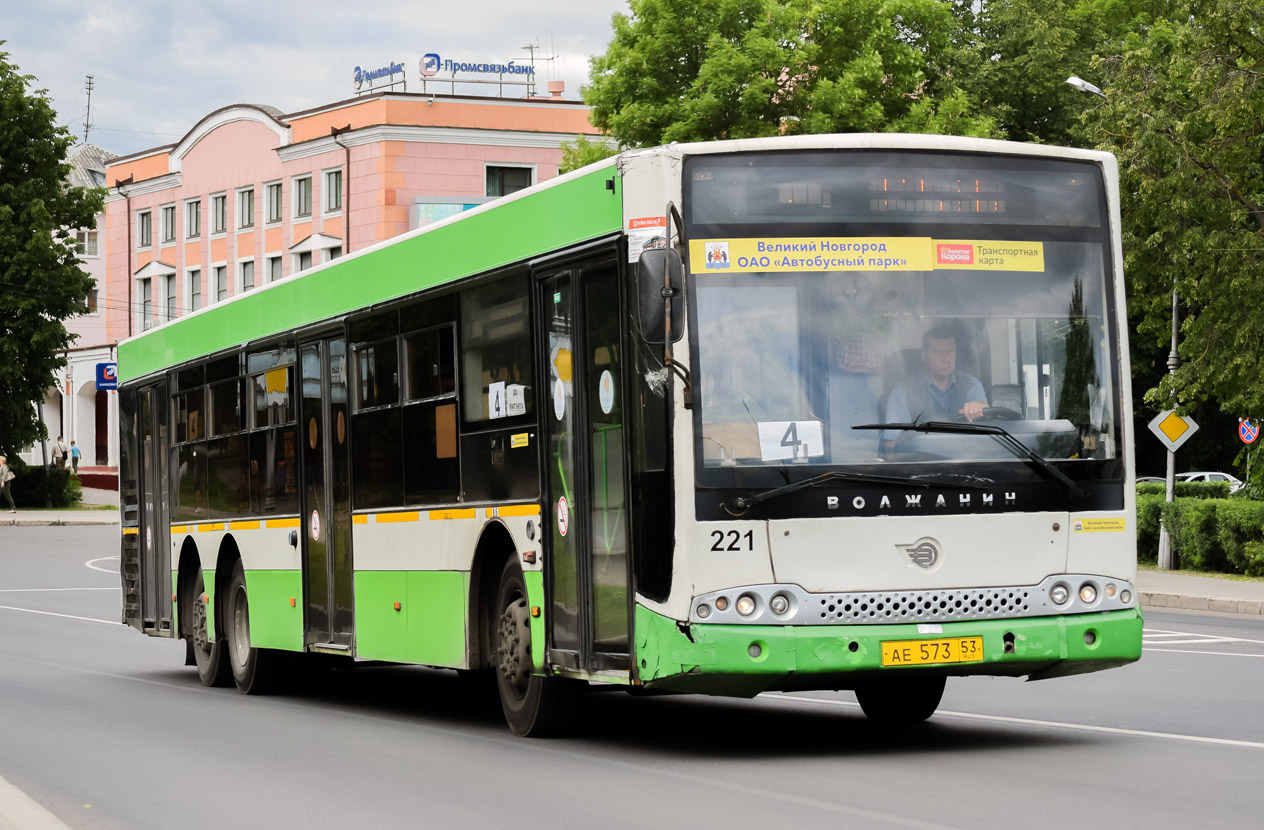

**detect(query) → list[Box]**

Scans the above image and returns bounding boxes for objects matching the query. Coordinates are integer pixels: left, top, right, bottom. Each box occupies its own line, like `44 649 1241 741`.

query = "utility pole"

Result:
83 75 94 144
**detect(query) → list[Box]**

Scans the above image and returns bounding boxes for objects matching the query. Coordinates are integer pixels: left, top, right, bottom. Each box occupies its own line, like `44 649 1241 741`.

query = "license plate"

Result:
880 636 984 667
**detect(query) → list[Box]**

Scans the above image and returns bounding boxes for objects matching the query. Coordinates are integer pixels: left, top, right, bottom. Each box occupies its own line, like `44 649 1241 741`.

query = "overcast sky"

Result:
3 0 628 157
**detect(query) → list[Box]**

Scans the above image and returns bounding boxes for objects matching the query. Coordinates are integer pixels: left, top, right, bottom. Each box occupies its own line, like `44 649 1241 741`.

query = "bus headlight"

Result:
1079 583 1098 604
736 595 757 616
696 604 712 619
714 596 730 612
769 594 790 616
1050 583 1071 605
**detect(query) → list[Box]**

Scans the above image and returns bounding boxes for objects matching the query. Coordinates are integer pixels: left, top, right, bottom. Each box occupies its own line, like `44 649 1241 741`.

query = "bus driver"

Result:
883 327 988 447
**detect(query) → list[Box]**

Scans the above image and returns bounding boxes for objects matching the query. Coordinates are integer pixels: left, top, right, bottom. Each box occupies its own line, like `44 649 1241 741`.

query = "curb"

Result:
0 773 71 830
3 520 119 527
1140 592 1264 616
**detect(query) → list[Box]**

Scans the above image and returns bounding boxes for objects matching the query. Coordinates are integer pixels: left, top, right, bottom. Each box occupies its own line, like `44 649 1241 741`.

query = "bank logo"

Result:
353 66 364 89
421 53 441 77
897 537 941 569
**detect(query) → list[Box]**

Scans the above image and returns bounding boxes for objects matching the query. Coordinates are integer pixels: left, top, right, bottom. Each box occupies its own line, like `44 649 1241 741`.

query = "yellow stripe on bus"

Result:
378 511 420 523
170 525 188 534
485 504 541 518
266 518 301 529
122 528 139 535
197 523 225 532
229 521 260 530
429 508 476 520
353 515 368 524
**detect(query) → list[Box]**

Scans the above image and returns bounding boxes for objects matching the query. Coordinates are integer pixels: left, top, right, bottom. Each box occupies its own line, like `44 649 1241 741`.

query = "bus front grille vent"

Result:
818 589 1032 624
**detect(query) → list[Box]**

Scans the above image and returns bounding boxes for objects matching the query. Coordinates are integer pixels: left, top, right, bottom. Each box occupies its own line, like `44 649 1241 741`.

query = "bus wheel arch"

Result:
470 520 517 670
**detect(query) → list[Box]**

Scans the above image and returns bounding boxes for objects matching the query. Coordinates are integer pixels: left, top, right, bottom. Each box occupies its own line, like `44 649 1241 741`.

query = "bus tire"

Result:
854 675 946 724
189 570 231 688
493 558 580 737
224 560 282 695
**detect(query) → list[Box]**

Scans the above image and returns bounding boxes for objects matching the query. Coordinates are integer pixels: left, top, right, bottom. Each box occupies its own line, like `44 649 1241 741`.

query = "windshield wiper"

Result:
911 472 995 488
723 471 929 516
852 421 1089 499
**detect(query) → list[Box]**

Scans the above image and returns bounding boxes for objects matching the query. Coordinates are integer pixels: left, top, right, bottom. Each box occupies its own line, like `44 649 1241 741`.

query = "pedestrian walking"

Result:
55 436 68 469
70 441 80 474
0 455 16 513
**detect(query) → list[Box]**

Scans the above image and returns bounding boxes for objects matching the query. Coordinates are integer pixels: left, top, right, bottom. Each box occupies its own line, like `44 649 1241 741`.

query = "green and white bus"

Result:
119 134 1142 735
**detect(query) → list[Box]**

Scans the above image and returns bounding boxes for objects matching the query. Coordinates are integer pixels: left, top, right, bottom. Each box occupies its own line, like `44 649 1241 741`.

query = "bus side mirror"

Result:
637 248 684 344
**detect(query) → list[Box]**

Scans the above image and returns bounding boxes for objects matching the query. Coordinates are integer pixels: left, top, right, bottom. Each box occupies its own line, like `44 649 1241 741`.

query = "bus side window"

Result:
402 324 460 504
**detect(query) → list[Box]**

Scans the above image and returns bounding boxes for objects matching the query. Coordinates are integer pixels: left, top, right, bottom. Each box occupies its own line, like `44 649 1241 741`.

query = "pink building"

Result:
103 90 600 343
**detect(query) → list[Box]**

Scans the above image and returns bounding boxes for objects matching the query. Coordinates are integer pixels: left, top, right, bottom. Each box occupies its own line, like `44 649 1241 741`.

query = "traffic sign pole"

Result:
1148 410 1199 570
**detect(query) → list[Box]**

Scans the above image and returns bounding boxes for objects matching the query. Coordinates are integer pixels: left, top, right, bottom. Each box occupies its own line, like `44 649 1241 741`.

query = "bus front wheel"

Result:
189 570 231 687
854 676 946 724
492 558 580 737
224 560 283 695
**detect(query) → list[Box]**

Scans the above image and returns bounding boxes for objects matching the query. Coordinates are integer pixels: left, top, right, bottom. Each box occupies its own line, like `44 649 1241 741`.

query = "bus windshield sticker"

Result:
627 216 668 263
511 432 529 449
557 496 569 537
687 238 1044 274
599 370 615 414
553 378 566 421
756 420 825 462
489 381 506 418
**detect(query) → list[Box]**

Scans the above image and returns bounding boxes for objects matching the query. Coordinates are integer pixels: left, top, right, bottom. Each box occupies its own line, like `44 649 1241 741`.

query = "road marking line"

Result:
0 588 116 593
0 771 73 830
85 556 119 574
1146 638 1243 645
1144 627 1264 645
765 694 1264 750
1144 648 1264 658
0 605 116 625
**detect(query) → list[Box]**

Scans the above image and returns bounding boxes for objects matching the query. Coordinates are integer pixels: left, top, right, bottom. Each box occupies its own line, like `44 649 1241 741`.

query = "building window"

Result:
138 278 152 329
294 176 312 218
241 260 255 292
295 251 312 272
166 275 177 321
265 182 282 224
85 288 98 313
238 188 254 229
186 199 201 239
215 265 228 302
161 205 176 243
485 165 532 198
75 230 98 256
188 269 201 312
324 169 342 213
211 194 227 234
327 246 342 261
268 255 282 283
137 210 152 248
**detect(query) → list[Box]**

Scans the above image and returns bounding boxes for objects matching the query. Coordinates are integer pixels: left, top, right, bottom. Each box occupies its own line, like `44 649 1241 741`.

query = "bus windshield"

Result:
684 151 1120 475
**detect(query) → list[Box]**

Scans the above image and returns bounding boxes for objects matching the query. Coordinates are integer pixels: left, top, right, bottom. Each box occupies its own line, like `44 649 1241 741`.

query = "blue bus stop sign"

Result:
96 362 118 390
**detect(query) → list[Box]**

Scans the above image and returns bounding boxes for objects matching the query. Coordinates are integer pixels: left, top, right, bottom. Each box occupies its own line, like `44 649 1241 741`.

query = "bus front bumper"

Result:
634 605 1143 697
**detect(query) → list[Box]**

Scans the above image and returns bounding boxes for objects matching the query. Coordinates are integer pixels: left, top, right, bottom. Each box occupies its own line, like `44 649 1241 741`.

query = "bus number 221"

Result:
710 530 755 551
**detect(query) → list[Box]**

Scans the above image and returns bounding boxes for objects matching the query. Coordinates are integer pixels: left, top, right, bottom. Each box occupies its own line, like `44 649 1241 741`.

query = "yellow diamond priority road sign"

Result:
1148 409 1199 452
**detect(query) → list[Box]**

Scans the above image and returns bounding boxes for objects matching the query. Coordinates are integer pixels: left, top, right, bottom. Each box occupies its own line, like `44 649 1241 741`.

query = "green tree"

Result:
584 0 998 147
559 134 620 173
0 46 102 453
1081 3 1264 429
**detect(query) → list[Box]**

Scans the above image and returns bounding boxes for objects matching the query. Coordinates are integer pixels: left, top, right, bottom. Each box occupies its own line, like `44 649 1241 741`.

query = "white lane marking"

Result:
1144 627 1264 645
765 694 1264 750
0 772 73 830
0 588 116 593
1144 648 1264 658
1146 638 1247 645
86 556 120 574
0 604 116 626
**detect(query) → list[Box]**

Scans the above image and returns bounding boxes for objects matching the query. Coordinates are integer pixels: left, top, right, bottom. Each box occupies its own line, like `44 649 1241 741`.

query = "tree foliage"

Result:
559 134 620 173
0 46 102 453
584 0 998 146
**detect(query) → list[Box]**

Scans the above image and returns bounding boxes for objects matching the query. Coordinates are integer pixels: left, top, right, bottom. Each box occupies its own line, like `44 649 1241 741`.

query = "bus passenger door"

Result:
134 383 173 635
299 336 355 651
539 262 630 672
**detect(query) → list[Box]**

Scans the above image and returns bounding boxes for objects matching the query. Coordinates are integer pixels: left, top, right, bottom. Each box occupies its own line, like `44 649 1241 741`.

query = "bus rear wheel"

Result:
224 560 283 695
854 675 946 724
492 558 580 737
189 570 231 687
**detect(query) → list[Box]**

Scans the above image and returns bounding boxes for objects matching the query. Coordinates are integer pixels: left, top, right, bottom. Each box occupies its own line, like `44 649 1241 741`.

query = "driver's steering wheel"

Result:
955 406 1023 422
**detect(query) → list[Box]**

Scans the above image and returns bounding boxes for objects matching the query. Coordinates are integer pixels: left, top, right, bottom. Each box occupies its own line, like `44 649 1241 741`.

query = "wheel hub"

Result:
192 593 211 655
496 598 532 693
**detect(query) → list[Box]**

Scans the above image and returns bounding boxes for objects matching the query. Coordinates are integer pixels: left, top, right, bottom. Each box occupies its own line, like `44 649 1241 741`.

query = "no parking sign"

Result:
1240 418 1259 444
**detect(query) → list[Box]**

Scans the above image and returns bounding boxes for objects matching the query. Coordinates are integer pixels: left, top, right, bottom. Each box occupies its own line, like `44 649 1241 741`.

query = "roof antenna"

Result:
83 75 94 144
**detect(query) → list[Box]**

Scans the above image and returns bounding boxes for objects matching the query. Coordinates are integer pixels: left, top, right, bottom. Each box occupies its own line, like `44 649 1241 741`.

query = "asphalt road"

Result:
1 527 1261 829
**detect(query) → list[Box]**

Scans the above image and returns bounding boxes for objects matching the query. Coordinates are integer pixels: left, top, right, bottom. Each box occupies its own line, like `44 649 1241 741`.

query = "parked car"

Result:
1136 476 1165 483
1176 471 1244 493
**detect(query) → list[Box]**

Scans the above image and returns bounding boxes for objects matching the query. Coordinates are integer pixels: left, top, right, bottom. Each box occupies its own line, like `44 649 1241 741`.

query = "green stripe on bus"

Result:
355 570 468 666
525 569 545 672
242 570 304 651
118 167 622 382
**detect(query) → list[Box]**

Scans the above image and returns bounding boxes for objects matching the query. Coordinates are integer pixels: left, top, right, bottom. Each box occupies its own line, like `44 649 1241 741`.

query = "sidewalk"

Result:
1 486 119 527
1136 569 1264 617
